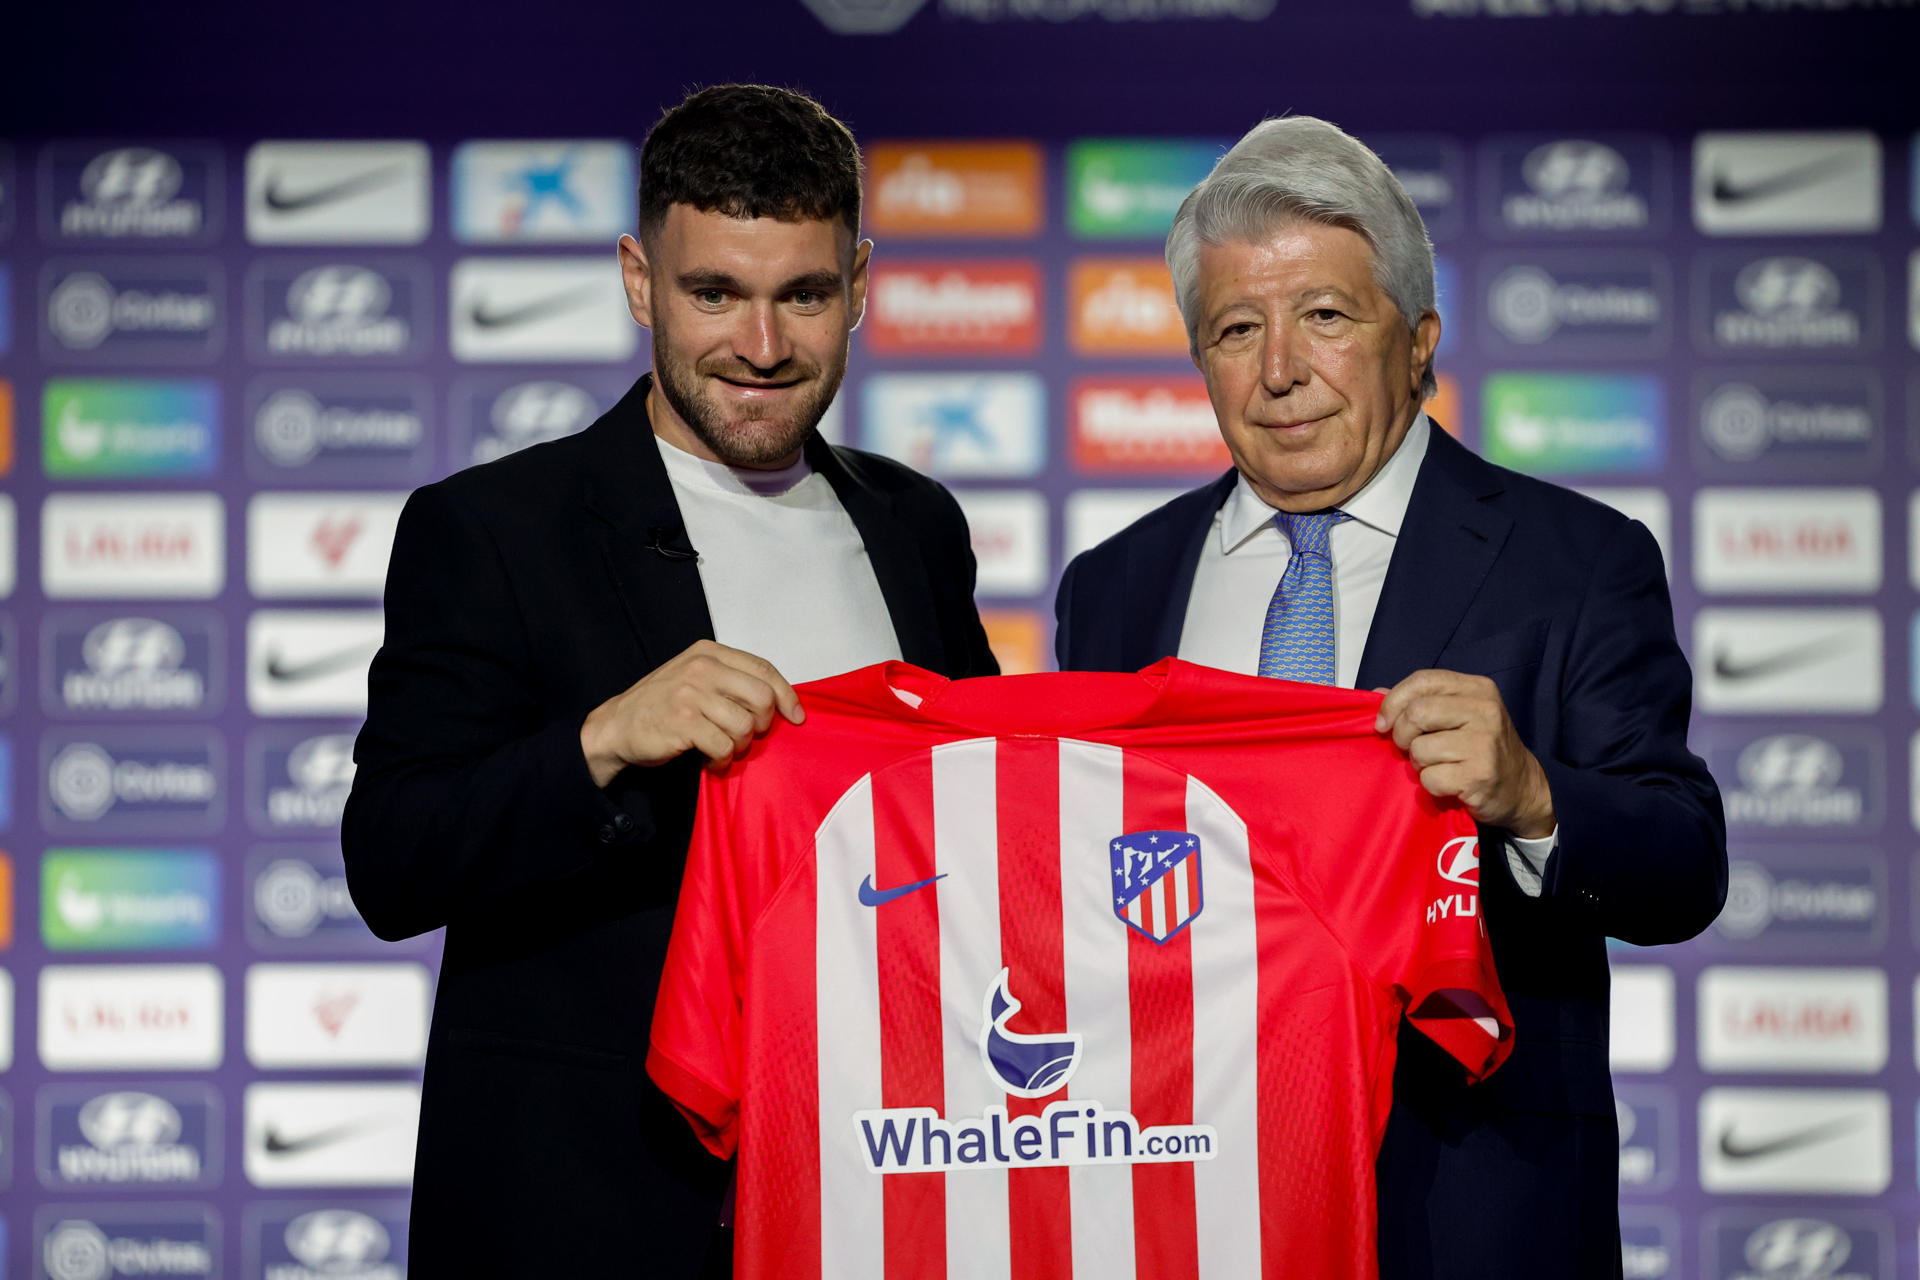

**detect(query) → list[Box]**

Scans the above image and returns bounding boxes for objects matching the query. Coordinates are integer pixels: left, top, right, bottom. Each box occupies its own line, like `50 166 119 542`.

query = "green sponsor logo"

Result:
1482 373 1665 475
43 379 219 477
41 849 219 950
1068 141 1220 239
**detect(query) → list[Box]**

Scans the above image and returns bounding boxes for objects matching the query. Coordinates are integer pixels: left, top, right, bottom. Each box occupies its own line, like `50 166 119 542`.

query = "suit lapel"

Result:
1129 472 1237 669
1355 427 1514 689
581 376 715 670
812 437 946 670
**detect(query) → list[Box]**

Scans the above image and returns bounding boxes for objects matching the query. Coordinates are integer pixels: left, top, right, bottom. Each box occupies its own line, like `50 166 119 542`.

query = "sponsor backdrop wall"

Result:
3 3 1919 1278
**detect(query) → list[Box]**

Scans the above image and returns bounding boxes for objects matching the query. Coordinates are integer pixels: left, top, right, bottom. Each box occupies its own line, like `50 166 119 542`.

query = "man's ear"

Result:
847 237 874 332
617 233 653 329
1410 309 1441 393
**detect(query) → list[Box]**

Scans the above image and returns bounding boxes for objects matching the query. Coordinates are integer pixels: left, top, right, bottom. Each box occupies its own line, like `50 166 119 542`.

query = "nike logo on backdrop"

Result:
262 1120 370 1157
858 873 947 907
1717 1115 1862 1162
262 166 406 213
1711 635 1847 683
1708 154 1857 206
466 286 601 331
264 643 379 684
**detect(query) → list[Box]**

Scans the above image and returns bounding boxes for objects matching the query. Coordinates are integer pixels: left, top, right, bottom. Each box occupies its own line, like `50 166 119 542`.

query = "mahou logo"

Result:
1071 377 1227 471
865 261 1040 354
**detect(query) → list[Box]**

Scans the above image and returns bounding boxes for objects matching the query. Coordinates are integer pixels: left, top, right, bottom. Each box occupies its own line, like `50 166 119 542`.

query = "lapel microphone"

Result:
644 526 698 561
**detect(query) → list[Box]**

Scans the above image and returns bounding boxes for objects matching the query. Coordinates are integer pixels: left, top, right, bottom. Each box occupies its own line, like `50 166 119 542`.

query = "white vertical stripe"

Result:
1149 878 1168 939
936 739 1012 1280
816 774 886 1280
1128 896 1143 928
1173 857 1192 928
1185 775 1263 1277
1057 739 1137 1277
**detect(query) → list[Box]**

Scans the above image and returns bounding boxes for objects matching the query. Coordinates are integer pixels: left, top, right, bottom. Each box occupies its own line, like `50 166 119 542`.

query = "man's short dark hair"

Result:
639 84 861 244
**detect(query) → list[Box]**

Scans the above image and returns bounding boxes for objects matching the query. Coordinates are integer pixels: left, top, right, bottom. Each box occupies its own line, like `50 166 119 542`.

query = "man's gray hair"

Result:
1166 115 1439 399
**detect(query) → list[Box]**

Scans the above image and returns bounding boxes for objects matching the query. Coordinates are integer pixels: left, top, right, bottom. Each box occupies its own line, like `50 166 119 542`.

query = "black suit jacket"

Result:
1055 424 1725 1280
342 376 998 1278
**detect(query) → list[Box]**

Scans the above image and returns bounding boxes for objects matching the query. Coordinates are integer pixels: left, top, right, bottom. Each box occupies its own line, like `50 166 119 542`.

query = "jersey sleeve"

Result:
647 764 751 1159
1296 737 1514 1083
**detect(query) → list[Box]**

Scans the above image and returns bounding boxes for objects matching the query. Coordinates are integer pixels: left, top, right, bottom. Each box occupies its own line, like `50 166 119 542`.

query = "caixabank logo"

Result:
245 374 431 483
39 143 222 244
41 378 219 479
1694 251 1881 355
1692 369 1880 479
860 373 1046 478
451 140 634 244
1480 135 1669 236
36 1084 222 1191
40 259 222 364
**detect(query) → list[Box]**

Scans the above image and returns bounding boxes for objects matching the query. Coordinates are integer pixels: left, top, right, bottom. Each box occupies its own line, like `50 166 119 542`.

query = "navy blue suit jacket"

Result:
1054 425 1725 1279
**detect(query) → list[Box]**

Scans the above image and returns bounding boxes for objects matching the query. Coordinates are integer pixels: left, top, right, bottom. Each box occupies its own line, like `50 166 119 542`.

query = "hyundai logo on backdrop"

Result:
37 963 224 1071
1698 725 1880 834
1617 1209 1677 1280
1615 1086 1677 1192
41 260 221 364
248 729 357 832
1693 131 1882 235
244 140 431 245
1692 369 1880 478
1482 252 1668 354
40 732 221 836
33 1206 217 1280
246 375 431 482
38 1085 221 1190
1702 1210 1889 1280
245 1202 407 1280
1481 135 1667 236
41 143 222 244
452 373 626 465
247 260 429 362
1711 849 1884 955
1695 251 1879 354
42 612 222 719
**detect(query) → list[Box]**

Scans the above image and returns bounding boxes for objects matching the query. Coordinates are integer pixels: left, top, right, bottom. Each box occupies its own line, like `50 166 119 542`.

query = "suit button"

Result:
612 813 635 834
597 824 617 844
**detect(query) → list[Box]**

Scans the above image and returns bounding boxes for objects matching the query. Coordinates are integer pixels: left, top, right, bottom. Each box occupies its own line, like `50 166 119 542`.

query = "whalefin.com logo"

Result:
853 968 1216 1174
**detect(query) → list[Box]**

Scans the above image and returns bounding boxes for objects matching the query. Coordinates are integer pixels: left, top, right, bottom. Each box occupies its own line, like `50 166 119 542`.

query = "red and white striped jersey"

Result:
649 659 1513 1280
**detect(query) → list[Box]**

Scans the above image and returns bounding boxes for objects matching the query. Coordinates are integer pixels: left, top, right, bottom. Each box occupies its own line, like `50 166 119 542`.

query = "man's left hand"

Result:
1374 669 1555 838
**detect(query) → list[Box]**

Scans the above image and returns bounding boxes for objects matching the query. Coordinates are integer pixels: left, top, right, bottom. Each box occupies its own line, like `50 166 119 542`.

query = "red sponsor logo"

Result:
1720 998 1861 1042
310 514 366 569
63 523 199 566
1713 519 1858 563
313 990 360 1038
866 261 1040 355
1070 376 1227 472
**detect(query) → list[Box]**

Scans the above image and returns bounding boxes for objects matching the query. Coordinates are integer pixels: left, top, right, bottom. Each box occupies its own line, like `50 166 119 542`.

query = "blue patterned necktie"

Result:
1257 510 1349 684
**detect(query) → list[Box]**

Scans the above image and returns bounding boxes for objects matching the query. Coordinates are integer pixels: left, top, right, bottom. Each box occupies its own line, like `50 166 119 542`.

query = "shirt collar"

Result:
1218 411 1432 555
654 430 814 497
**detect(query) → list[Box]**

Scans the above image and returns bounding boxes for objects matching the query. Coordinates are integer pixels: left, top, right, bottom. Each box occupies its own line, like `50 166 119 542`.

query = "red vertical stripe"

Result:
996 738 1074 1280
741 859 821 1280
872 752 948 1280
1124 752 1200 1278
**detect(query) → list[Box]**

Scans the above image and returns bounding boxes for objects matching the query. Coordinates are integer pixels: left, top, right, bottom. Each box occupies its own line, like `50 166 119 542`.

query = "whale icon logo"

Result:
979 968 1082 1099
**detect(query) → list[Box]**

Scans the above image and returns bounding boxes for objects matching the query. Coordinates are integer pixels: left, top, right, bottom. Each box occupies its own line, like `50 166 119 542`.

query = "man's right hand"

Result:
579 639 804 787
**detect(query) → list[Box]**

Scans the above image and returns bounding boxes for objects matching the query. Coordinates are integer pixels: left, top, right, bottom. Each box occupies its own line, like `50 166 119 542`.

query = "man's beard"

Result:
651 329 846 468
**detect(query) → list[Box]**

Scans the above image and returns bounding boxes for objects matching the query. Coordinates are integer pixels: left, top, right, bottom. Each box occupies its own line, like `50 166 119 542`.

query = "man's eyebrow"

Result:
677 270 746 292
780 269 844 293
675 269 845 294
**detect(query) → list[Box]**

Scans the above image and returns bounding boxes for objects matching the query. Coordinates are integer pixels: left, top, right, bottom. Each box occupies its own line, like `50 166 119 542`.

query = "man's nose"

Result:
734 301 792 371
1260 327 1309 395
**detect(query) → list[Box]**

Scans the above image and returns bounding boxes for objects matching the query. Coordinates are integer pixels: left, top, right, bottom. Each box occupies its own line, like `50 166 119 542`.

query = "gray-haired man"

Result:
1056 115 1724 1279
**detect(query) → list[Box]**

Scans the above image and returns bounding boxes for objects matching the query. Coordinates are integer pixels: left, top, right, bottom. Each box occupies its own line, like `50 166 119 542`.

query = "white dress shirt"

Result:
655 434 901 686
1175 414 1555 895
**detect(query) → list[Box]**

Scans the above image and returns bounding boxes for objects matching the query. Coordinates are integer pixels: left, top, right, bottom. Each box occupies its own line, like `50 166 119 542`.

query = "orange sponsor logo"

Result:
865 261 1041 355
1428 372 1464 440
1071 376 1229 473
867 143 1044 237
0 379 13 476
980 609 1048 676
1069 258 1188 355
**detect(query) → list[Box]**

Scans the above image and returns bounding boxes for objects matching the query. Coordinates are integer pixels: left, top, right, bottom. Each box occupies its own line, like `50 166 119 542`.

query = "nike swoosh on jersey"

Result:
857 873 947 907
261 166 406 214
465 286 601 331
262 1119 369 1156
264 643 378 684
1708 154 1857 206
1710 635 1844 682
1716 1115 1861 1161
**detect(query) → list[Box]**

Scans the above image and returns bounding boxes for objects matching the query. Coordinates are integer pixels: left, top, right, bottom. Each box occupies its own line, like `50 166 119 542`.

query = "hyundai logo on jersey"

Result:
1110 828 1203 943
979 968 1081 1098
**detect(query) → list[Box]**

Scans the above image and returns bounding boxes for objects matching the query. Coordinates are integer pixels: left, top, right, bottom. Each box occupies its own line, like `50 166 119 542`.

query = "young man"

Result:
343 85 997 1276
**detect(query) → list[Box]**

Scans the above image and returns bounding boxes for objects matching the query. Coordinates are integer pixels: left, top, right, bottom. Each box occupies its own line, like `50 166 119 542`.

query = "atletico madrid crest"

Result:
1110 829 1204 943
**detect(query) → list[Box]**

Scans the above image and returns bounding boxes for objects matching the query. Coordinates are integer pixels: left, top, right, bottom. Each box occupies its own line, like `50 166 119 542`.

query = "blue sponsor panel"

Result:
1704 846 1885 957
1692 366 1882 480
1372 134 1466 240
31 1204 218 1280
244 259 433 364
1479 134 1670 238
1692 249 1883 356
452 140 635 244
36 1084 222 1191
38 729 223 838
245 1201 408 1280
448 370 631 468
1480 251 1672 357
40 610 223 720
244 374 433 483
246 727 357 835
1702 1209 1890 1280
1618 1206 1679 1279
244 847 400 954
1695 723 1882 837
39 258 223 365
859 372 1046 478
37 143 223 245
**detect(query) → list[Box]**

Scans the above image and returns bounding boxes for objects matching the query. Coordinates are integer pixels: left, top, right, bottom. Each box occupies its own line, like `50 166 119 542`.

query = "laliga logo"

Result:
979 969 1081 1098
1743 1218 1850 1279
286 1209 391 1269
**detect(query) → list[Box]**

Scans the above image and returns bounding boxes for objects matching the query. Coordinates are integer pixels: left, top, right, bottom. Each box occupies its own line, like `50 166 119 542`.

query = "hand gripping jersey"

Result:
649 659 1513 1280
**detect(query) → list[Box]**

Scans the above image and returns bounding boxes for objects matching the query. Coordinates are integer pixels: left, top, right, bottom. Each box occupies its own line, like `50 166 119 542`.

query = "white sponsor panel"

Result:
0 968 12 1070
247 493 406 598
245 141 431 244
1698 1088 1890 1194
1063 489 1187 560
1694 608 1882 714
1698 966 1887 1073
244 1082 420 1186
449 257 636 362
42 493 225 599
452 140 634 243
38 963 223 1070
1692 132 1882 235
860 373 1046 478
1574 487 1670 571
952 490 1048 597
245 963 431 1068
1693 488 1880 594
1609 965 1675 1073
0 493 15 597
247 610 382 716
